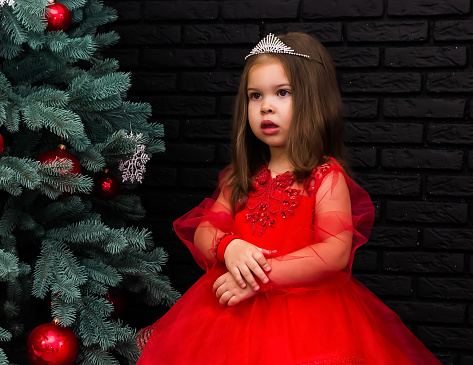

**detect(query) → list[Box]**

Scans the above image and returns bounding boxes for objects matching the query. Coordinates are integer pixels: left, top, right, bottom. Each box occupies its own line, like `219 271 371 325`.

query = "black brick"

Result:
386 302 465 323
145 192 207 214
352 250 378 272
348 147 377 168
428 124 473 144
417 327 473 350
461 356 473 365
385 47 467 68
114 25 181 45
181 72 241 92
423 229 473 250
388 0 470 16
381 149 463 169
386 201 468 223
155 143 216 163
181 168 220 188
328 47 380 68
149 96 216 116
104 50 140 69
142 167 177 188
108 2 140 21
347 22 427 42
356 175 420 196
342 73 421 93
383 252 464 273
384 98 465 118
265 23 343 44
171 264 205 292
216 144 232 164
220 96 236 117
435 20 473 41
143 1 218 20
183 120 232 139
303 0 383 18
143 49 217 68
160 120 180 140
130 73 176 92
367 227 419 248
343 99 378 118
427 72 473 93
346 122 423 144
418 277 473 300
222 1 299 19
355 275 413 297
184 25 259 44
427 176 473 197
221 49 248 68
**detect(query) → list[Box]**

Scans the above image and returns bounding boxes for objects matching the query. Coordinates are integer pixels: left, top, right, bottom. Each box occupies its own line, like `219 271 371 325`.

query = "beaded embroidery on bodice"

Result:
245 166 301 236
244 162 333 236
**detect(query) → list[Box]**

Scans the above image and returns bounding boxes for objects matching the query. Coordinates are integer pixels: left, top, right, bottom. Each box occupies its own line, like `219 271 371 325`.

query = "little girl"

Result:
136 33 442 365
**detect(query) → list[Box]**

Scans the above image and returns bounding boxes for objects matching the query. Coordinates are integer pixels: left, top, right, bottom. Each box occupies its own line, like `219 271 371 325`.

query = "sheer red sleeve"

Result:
265 164 375 291
173 182 236 271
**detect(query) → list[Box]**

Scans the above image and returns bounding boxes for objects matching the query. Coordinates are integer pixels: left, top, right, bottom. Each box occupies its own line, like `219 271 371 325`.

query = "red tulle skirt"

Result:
136 265 441 365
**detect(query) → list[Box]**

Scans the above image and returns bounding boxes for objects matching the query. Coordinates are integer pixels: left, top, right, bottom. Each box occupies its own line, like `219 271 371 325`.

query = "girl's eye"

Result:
278 89 291 97
249 93 261 100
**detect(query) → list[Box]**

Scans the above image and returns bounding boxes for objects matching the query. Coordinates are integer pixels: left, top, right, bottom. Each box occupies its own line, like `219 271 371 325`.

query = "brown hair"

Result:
224 32 347 207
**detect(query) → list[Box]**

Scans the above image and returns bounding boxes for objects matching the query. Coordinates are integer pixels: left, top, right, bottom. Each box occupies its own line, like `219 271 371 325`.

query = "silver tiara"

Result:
245 33 310 60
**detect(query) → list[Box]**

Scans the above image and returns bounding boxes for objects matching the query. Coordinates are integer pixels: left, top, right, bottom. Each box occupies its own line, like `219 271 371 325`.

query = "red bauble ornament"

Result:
37 144 81 175
26 321 78 365
0 133 4 155
94 169 120 200
46 1 71 31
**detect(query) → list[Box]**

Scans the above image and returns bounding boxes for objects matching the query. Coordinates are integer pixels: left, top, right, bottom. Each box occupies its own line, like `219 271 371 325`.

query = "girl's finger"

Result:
252 250 271 272
219 291 232 306
248 261 269 284
230 267 246 288
239 266 259 291
214 285 226 298
212 277 224 292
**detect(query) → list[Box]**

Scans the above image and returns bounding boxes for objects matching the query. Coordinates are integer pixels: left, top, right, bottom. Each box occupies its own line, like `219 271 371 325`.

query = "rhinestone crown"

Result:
245 33 310 60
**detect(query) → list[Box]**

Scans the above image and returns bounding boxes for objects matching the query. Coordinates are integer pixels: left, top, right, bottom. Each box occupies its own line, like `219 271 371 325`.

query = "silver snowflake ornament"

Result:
119 143 150 183
0 0 15 6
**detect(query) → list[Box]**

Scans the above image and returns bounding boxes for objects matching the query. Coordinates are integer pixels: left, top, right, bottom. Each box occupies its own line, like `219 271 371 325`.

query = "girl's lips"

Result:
261 120 279 135
261 120 278 128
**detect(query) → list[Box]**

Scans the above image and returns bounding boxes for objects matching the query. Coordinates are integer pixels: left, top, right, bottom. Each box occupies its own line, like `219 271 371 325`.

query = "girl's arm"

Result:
192 187 273 286
267 171 354 288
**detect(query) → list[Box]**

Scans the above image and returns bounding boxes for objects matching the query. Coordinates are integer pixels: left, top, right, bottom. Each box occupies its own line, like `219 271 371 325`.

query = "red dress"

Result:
136 160 442 365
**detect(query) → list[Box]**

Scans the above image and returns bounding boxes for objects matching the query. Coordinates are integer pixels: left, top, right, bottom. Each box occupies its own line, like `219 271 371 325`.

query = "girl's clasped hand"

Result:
213 239 276 306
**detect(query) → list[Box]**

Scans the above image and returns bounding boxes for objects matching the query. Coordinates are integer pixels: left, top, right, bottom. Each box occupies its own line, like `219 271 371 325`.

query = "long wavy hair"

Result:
223 32 347 208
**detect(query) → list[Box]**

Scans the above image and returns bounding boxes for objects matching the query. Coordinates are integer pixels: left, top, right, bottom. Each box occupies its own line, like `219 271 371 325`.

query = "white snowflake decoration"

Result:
118 133 150 183
0 0 15 6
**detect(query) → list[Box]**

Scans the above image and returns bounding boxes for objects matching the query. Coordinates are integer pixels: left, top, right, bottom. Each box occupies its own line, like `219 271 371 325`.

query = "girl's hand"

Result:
223 239 275 291
213 272 257 307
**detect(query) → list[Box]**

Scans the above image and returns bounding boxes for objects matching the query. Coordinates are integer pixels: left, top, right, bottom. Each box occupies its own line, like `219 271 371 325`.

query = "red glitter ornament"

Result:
37 144 81 175
26 320 78 365
0 133 4 155
46 1 71 31
94 169 120 200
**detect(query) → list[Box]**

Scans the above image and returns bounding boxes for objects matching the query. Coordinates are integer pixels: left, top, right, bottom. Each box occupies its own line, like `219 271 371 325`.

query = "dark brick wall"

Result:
103 1 473 363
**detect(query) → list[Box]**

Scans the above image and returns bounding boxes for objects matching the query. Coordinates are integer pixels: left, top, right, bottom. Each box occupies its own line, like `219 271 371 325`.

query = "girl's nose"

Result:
261 100 274 114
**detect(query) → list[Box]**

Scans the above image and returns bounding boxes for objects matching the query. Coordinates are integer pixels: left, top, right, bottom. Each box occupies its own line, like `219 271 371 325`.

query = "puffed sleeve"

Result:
173 179 236 271
266 163 375 291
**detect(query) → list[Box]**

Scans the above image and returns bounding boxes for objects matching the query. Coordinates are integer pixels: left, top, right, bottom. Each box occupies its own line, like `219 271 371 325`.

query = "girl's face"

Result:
247 59 293 154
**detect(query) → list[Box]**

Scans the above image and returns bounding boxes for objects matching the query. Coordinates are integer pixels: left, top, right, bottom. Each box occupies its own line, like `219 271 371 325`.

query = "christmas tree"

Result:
0 0 179 364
